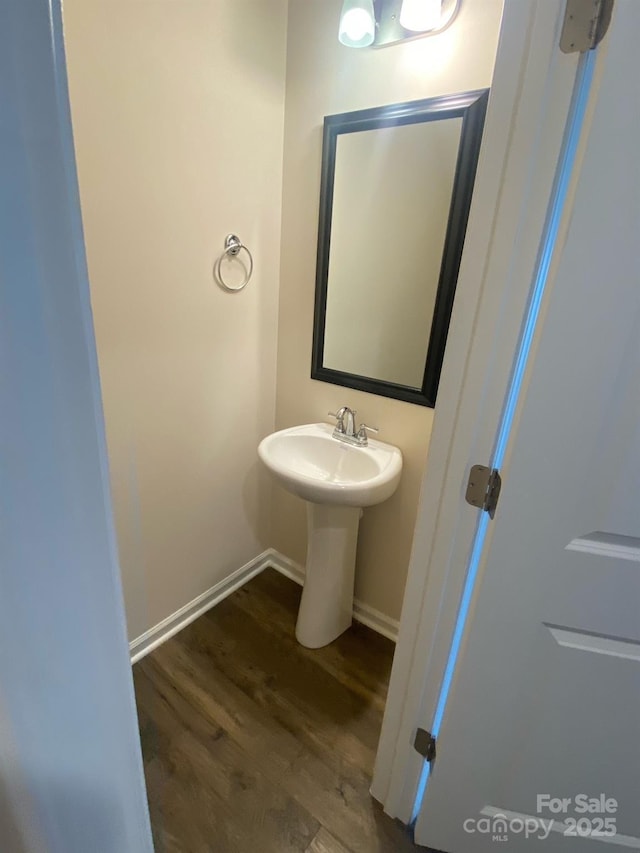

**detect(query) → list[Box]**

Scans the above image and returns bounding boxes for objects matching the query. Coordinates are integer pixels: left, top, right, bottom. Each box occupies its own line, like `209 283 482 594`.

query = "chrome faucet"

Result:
328 406 379 447
337 405 356 438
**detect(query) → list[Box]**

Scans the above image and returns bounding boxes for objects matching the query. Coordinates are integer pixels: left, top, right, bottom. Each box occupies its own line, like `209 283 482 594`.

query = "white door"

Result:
414 1 640 850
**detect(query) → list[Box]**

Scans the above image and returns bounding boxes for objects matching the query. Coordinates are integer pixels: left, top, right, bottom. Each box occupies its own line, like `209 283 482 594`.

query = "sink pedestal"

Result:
295 503 362 649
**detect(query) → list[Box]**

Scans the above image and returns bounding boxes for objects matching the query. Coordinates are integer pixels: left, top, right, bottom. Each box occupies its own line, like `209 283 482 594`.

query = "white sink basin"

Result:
258 422 402 507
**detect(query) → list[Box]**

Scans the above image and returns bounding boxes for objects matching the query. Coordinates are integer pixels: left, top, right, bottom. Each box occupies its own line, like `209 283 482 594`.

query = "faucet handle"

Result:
357 423 379 440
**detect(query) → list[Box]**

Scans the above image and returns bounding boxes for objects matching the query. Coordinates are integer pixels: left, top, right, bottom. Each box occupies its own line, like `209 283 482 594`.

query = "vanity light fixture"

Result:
338 0 460 48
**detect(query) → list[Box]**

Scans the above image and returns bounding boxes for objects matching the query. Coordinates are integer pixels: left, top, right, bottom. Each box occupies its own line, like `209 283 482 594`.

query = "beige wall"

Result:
274 0 503 621
63 0 288 640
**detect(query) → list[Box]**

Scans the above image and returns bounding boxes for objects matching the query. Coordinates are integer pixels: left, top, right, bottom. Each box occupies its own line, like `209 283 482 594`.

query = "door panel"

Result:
415 2 640 849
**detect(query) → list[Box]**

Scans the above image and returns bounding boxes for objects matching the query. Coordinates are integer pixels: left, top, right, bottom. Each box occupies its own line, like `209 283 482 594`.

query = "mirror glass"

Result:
324 118 463 387
312 91 488 407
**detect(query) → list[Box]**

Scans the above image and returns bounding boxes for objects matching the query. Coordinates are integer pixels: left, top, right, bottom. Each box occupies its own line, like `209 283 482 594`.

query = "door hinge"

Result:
560 0 614 53
414 728 436 763
465 465 502 519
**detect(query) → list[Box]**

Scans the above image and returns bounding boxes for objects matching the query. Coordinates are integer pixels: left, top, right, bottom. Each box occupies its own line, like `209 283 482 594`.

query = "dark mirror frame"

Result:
311 89 489 407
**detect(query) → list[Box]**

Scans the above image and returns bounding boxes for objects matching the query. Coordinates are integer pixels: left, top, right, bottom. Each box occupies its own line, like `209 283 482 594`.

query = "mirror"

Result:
311 90 489 407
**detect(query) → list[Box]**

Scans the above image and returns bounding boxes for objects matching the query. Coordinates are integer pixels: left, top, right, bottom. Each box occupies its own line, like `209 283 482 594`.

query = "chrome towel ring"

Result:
214 233 253 292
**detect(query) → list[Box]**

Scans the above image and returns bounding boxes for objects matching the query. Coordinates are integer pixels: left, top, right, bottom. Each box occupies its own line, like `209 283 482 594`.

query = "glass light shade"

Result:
399 0 442 32
338 0 376 47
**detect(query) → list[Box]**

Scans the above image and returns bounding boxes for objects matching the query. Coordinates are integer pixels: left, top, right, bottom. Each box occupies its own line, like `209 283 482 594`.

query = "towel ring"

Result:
214 234 253 292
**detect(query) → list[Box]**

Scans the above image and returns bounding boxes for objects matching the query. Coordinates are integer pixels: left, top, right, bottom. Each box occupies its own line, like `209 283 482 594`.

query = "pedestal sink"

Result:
258 423 402 648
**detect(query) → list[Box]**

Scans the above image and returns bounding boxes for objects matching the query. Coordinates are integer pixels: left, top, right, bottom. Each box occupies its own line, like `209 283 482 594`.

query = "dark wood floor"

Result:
133 568 418 853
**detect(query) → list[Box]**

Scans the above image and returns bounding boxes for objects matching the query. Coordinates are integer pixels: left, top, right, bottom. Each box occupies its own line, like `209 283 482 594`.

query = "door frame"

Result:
0 0 153 848
372 0 605 825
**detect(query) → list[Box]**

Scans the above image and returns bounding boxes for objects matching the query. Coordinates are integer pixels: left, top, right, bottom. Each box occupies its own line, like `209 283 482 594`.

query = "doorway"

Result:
5 0 636 851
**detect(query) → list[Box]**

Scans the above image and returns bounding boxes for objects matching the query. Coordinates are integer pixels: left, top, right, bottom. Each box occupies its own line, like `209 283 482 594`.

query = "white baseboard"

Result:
266 549 399 643
129 551 272 664
129 547 399 663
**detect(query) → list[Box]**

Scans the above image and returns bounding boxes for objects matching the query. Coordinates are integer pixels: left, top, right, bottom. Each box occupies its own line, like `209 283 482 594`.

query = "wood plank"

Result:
306 827 353 853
